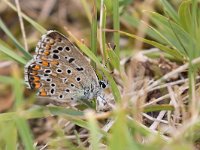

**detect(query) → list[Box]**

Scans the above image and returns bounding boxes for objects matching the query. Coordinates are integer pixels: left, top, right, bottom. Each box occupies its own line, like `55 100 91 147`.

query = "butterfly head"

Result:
99 80 108 89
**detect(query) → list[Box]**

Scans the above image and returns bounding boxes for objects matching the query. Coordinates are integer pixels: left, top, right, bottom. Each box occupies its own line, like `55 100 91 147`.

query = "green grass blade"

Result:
106 29 184 61
0 76 16 84
0 18 32 60
15 117 35 150
66 115 108 139
4 122 17 150
91 1 98 60
107 47 120 70
101 4 108 61
143 104 174 113
0 106 84 123
0 112 16 122
178 0 192 32
102 69 121 102
0 43 27 65
150 12 184 50
47 106 84 116
80 0 92 24
109 110 139 150
191 0 198 37
13 78 25 108
113 0 120 57
150 12 195 59
86 111 101 150
3 0 46 34
121 13 166 44
160 0 179 22
68 31 101 65
26 106 84 120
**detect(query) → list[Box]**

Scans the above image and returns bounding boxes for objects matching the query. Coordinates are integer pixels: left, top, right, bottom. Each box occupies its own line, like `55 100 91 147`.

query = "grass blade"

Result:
150 12 195 59
4 122 17 150
85 111 101 150
113 0 120 57
0 76 17 84
3 0 46 34
143 104 174 113
91 1 98 67
15 117 35 150
178 0 192 32
0 43 27 65
107 47 120 70
105 29 184 61
80 0 92 24
0 18 32 60
122 13 166 44
100 1 108 62
109 110 139 150
160 0 179 22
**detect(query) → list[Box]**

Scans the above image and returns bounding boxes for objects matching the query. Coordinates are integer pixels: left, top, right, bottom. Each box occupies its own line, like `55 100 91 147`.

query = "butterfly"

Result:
24 30 107 106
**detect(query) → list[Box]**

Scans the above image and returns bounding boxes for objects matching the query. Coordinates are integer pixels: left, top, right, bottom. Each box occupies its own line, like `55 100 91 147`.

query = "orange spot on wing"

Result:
42 61 49 67
51 60 59 65
41 56 47 61
44 50 50 56
32 65 40 71
33 76 40 82
34 82 41 89
45 44 51 50
39 88 47 96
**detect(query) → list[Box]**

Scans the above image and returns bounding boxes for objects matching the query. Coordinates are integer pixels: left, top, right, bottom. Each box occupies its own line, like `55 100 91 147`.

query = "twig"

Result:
15 0 28 51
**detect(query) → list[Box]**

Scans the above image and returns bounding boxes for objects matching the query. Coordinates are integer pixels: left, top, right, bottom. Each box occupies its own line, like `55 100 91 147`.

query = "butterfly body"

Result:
24 30 105 104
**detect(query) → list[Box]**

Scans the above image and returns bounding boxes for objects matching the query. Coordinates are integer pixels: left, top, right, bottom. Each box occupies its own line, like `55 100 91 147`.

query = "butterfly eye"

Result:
99 81 107 89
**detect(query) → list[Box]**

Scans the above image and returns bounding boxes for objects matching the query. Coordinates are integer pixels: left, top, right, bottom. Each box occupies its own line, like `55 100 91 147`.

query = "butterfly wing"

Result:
24 30 100 103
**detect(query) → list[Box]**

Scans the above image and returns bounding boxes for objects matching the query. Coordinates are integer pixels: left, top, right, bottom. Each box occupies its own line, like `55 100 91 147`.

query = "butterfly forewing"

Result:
25 30 99 102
